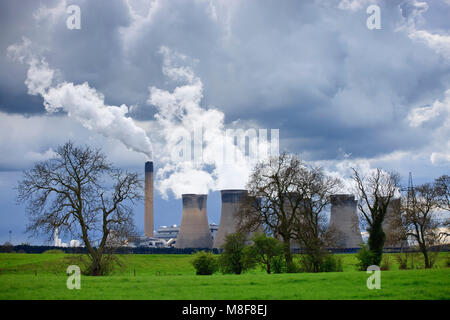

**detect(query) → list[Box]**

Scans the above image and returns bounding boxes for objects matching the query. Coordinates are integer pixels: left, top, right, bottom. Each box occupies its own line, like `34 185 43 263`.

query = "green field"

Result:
0 253 449 300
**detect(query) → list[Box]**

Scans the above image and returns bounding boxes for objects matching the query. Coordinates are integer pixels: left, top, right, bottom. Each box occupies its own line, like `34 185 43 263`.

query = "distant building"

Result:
154 223 218 244
69 239 81 247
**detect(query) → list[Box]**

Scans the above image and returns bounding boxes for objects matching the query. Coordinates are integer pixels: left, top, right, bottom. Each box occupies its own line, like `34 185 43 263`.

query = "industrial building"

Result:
213 189 248 248
144 161 154 237
155 224 218 243
328 194 363 248
138 161 396 251
383 198 404 247
175 194 214 249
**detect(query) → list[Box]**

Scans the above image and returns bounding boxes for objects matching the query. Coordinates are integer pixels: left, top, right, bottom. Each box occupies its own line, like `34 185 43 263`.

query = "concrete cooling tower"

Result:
213 189 248 249
176 194 213 249
328 194 363 248
144 161 154 237
383 198 403 247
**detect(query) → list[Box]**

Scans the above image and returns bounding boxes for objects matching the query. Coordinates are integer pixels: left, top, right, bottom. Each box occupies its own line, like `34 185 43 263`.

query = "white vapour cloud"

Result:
7 37 153 159
398 0 450 60
408 89 450 166
148 47 270 198
337 0 377 11
408 90 450 127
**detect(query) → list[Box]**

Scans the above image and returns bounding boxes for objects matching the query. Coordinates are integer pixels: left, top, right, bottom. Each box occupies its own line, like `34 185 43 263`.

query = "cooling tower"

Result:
213 189 248 249
283 192 302 250
383 198 403 247
328 194 363 248
144 161 154 237
176 194 213 248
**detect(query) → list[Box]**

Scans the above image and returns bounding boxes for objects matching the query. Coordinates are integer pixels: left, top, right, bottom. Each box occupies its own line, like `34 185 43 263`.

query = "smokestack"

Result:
176 194 212 248
214 189 248 249
328 194 363 248
144 161 154 237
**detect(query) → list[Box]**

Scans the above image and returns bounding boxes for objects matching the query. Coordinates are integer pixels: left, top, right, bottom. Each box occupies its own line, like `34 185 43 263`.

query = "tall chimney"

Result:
144 161 154 237
176 194 212 249
213 189 247 249
328 194 363 248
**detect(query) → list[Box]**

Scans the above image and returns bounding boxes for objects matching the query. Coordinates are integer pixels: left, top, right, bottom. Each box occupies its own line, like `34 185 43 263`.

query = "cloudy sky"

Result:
0 0 449 244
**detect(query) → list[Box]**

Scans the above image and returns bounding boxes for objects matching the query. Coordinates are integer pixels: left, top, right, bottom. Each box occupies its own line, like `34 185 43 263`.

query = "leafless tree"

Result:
435 175 450 212
292 166 342 272
17 142 141 276
237 153 341 272
397 183 447 268
352 168 400 266
237 153 308 271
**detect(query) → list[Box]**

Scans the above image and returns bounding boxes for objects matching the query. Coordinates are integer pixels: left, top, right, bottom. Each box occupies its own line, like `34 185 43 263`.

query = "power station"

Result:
176 194 213 249
328 194 363 248
383 198 403 247
140 162 405 250
213 189 247 249
144 161 154 237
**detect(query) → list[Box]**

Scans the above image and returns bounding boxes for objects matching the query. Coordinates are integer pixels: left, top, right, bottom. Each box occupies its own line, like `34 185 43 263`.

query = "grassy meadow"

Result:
0 252 449 300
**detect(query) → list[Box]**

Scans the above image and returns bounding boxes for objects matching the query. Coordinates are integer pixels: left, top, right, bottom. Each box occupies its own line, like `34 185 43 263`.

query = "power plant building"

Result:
383 198 403 247
144 161 154 237
176 194 213 249
328 194 363 248
213 189 248 249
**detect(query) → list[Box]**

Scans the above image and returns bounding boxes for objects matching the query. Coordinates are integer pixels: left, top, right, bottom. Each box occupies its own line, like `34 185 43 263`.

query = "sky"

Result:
0 0 449 245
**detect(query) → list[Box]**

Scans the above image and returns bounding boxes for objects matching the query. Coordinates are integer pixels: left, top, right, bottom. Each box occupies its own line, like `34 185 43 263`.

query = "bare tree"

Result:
17 142 142 276
435 175 450 212
237 153 308 271
293 166 342 272
397 183 447 268
352 168 400 266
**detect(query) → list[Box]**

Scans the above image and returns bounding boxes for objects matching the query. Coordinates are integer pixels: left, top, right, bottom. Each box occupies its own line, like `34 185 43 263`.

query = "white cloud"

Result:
398 0 450 60
7 38 153 160
408 89 450 127
148 47 268 198
337 0 376 11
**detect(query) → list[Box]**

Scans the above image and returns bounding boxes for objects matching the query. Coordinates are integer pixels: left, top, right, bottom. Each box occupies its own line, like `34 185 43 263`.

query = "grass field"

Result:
0 252 449 300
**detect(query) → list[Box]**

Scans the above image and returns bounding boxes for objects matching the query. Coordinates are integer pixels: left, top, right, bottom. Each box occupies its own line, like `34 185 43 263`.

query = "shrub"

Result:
43 249 65 254
380 254 391 271
395 251 409 270
320 254 343 272
0 242 14 253
271 255 286 274
66 254 126 276
219 233 254 274
247 233 284 274
191 251 218 275
356 244 376 271
299 253 342 272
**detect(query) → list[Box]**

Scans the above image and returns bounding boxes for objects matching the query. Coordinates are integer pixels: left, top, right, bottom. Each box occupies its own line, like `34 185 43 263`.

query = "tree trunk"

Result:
267 261 271 274
282 239 295 272
420 244 430 269
368 218 386 267
90 253 103 276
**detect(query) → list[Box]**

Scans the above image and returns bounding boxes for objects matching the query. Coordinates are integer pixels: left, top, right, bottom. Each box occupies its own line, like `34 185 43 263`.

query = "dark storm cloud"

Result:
0 0 449 163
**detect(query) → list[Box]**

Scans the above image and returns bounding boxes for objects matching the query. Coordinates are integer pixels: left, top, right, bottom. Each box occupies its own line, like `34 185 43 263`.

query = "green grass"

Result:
0 252 449 300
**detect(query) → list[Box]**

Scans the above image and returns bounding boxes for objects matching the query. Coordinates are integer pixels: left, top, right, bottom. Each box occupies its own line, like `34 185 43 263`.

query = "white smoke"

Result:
7 37 153 159
148 47 272 198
